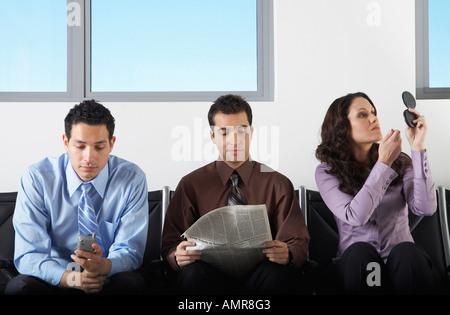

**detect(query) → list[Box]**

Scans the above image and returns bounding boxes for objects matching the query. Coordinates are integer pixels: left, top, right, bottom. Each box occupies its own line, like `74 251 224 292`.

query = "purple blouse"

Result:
315 151 436 261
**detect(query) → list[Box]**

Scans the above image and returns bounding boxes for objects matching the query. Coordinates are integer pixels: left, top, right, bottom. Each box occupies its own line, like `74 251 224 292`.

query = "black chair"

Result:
140 187 171 292
408 187 450 290
0 192 19 294
438 186 450 280
300 187 338 273
143 187 170 264
300 186 450 294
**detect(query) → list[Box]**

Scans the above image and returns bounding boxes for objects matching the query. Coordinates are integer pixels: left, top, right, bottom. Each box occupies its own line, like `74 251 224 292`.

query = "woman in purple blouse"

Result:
315 92 439 294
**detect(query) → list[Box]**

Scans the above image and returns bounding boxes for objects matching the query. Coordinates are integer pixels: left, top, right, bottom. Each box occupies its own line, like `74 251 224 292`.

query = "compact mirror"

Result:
402 91 417 128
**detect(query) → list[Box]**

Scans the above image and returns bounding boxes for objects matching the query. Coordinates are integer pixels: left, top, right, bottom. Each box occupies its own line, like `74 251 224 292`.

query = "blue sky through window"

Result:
429 0 450 88
0 0 67 92
90 0 258 92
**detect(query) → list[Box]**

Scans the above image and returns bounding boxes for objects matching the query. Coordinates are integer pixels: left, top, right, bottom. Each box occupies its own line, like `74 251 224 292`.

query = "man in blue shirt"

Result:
5 100 149 294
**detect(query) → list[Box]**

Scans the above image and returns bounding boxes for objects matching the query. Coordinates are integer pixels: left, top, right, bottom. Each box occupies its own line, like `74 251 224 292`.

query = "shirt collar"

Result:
216 157 254 187
66 156 109 198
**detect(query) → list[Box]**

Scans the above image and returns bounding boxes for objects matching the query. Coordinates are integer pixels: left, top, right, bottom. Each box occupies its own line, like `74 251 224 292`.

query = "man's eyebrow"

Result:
74 139 108 144
217 124 249 129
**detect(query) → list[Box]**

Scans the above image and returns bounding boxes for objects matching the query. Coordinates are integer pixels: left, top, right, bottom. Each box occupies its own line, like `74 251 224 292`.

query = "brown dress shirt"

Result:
161 159 310 271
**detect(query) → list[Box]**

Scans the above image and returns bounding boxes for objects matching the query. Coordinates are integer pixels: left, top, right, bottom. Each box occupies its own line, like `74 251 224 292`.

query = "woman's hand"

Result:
405 108 427 152
378 129 402 167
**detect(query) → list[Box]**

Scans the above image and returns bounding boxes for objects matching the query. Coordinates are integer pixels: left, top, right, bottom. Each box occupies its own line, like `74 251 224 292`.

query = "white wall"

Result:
1 0 449 193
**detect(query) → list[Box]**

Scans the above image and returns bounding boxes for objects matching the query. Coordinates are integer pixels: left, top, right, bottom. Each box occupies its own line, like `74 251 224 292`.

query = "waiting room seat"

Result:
408 186 450 288
438 186 450 279
299 187 338 272
0 192 19 293
140 187 171 292
300 186 450 294
143 186 170 263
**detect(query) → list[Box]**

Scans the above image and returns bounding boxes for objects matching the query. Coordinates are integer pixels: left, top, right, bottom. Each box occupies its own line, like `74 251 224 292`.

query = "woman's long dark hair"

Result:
315 92 412 195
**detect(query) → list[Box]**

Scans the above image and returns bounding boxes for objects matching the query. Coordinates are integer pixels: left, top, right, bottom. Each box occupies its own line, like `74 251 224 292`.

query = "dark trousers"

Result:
4 270 148 295
334 241 442 294
177 260 302 295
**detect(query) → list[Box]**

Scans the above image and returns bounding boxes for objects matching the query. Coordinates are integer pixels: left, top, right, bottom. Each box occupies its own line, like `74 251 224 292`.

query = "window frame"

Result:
416 0 450 99
0 0 273 102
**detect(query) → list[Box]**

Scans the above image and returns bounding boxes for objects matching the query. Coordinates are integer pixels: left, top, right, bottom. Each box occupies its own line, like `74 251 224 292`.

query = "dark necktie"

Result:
228 172 247 206
78 183 104 253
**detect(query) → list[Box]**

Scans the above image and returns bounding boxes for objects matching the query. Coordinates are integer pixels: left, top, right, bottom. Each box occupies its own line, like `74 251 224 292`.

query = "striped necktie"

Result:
228 172 247 206
78 182 103 254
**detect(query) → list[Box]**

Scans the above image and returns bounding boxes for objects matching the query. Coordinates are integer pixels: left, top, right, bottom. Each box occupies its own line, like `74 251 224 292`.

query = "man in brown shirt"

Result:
162 94 310 294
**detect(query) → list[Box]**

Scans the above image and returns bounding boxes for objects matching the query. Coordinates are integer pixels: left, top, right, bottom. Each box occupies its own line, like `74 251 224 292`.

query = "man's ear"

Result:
210 130 216 144
63 134 69 152
109 136 116 152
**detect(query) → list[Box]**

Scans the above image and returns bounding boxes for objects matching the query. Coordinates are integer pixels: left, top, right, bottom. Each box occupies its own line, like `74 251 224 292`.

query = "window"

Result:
416 0 450 99
0 0 273 102
0 1 67 95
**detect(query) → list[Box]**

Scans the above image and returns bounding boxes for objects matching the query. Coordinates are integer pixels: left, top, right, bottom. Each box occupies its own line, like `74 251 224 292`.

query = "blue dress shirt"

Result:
13 153 149 286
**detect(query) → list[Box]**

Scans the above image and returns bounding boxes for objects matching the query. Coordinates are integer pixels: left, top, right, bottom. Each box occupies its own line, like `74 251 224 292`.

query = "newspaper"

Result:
182 204 272 277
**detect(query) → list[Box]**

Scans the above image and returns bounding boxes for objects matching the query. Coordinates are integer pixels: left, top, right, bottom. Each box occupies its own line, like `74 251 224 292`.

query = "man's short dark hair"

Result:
208 94 253 130
64 100 115 141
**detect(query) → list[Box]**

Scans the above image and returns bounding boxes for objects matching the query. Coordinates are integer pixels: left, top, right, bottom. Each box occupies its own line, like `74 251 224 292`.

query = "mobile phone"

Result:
77 233 96 257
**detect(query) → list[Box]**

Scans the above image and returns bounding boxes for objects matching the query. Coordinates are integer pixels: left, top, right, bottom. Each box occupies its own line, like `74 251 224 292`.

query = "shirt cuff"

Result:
367 161 398 192
107 256 123 277
167 250 180 271
411 150 430 179
46 264 66 286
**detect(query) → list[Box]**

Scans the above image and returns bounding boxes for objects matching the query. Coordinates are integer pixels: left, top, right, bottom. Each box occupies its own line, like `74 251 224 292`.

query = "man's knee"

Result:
103 270 147 294
178 261 229 294
5 274 55 295
246 260 298 294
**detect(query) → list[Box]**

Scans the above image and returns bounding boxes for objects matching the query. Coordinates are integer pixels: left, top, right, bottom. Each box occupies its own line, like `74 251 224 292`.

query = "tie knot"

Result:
81 182 93 193
230 172 240 187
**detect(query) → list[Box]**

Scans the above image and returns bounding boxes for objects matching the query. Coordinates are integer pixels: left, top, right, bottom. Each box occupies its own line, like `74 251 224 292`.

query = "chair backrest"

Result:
438 186 450 275
0 192 17 263
143 186 170 264
300 187 339 271
408 188 448 282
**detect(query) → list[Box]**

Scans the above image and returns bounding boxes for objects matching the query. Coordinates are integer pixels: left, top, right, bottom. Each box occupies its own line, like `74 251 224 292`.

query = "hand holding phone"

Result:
77 233 96 258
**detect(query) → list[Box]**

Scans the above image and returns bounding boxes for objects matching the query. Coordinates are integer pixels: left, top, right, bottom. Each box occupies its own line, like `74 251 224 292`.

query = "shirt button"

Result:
382 186 386 190
373 241 378 246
